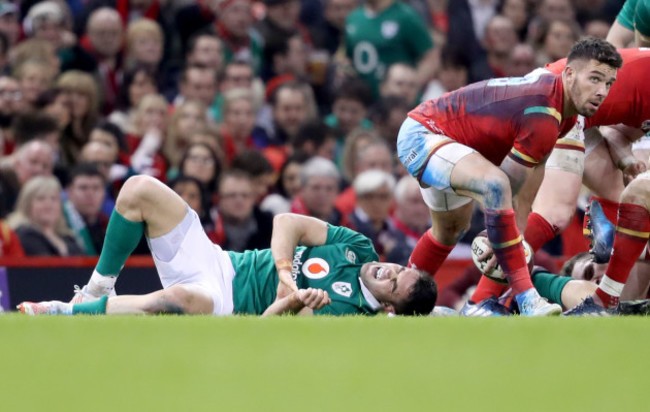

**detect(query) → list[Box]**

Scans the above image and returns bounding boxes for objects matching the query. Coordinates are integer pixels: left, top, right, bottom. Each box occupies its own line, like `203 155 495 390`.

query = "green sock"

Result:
95 209 145 276
531 271 572 305
73 295 108 315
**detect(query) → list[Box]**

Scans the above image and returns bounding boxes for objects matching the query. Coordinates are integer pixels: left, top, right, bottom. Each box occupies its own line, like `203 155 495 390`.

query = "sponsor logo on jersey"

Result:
291 250 305 282
345 249 357 263
381 21 398 39
302 258 330 279
332 282 353 298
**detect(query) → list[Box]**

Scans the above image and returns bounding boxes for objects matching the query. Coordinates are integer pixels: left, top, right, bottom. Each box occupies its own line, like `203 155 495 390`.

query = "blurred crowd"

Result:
0 0 625 262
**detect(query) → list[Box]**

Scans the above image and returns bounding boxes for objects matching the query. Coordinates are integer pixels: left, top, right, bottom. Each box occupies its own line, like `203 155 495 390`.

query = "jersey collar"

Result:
359 277 382 311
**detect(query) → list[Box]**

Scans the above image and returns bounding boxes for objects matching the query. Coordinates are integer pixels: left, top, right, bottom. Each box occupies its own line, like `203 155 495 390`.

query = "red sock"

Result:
524 212 558 253
485 209 534 295
470 276 507 303
408 231 454 277
596 203 650 308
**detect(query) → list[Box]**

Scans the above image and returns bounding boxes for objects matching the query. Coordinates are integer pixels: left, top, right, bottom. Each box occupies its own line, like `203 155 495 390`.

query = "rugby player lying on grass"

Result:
18 176 437 316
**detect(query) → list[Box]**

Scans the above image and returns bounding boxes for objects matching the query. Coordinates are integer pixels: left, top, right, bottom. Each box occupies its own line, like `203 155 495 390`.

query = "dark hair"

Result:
333 78 373 107
169 174 211 223
181 64 218 84
94 120 128 153
394 271 437 316
440 45 469 70
180 142 222 194
33 87 65 109
231 150 274 177
69 162 104 183
11 111 60 145
291 120 335 152
269 80 309 106
0 32 9 56
116 64 158 110
218 58 253 83
559 251 591 277
567 37 622 69
368 96 411 123
187 32 220 56
276 151 311 197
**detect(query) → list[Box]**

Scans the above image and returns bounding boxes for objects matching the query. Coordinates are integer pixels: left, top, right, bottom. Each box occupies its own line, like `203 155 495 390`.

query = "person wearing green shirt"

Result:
18 175 436 317
345 0 437 97
607 0 650 47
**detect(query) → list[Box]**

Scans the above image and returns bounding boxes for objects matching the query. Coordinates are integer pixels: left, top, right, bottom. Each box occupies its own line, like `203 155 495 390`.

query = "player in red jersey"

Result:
397 38 622 316
471 48 650 310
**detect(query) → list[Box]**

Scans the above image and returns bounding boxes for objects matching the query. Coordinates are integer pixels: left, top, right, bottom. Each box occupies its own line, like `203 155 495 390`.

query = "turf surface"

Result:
1 314 648 411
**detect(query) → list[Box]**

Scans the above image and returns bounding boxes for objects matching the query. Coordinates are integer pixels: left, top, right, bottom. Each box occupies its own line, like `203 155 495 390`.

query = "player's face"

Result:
566 59 617 117
360 262 420 311
570 255 606 284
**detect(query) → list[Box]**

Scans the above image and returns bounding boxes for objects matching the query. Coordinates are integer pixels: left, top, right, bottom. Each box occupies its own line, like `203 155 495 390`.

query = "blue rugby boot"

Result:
515 288 562 316
586 199 615 264
460 297 511 317
563 296 614 316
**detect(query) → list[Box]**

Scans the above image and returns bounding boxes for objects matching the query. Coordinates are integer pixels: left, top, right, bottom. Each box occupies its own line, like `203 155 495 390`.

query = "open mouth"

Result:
374 267 388 280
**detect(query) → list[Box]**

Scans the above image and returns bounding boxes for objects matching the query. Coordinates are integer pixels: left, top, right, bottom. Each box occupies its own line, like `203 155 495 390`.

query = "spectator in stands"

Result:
389 175 431 264
292 156 347 226
230 150 277 205
340 128 380 184
169 174 211 228
14 59 56 110
10 113 61 177
325 78 373 138
263 32 309 83
0 75 23 155
125 93 168 180
83 8 124 114
187 125 224 160
63 163 108 255
345 0 437 96
175 65 219 116
186 33 224 72
80 141 117 184
483 14 519 78
0 216 24 258
312 0 356 55
35 88 72 133
88 120 127 168
256 0 310 76
220 88 257 166
584 15 611 40
108 64 158 133
349 169 402 261
57 70 100 168
174 0 216 53
208 169 273 252
368 96 411 148
8 176 83 256
380 63 419 107
260 151 310 215
163 100 208 177
499 0 530 40
10 38 61 77
179 141 222 195
336 136 394 216
504 43 536 77
533 19 581 66
214 0 262 74
23 1 96 73
291 120 336 161
124 18 163 71
0 2 20 47
212 59 256 122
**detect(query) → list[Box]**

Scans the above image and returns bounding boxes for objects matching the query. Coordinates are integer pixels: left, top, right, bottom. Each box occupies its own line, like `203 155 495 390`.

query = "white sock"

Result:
87 270 118 297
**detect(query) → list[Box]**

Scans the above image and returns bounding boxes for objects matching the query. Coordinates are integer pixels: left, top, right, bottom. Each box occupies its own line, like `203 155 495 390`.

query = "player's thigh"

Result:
449 153 509 203
426 199 475 245
583 139 625 201
160 284 215 314
532 168 583 230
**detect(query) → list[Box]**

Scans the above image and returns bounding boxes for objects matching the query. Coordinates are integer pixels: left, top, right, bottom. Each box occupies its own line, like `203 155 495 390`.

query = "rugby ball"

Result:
471 234 534 285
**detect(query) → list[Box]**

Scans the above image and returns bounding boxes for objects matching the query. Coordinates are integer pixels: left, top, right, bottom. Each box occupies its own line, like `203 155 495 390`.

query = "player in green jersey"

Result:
607 0 650 47
18 175 436 317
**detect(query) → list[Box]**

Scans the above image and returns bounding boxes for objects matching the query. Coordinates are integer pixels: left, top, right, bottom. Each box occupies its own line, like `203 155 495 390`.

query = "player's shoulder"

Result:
620 47 650 65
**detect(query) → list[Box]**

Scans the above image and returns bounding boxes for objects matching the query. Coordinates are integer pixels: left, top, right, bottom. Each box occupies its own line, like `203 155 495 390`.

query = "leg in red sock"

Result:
408 230 454 276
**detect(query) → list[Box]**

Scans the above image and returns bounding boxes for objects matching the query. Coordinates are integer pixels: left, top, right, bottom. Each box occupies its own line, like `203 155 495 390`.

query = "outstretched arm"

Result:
271 214 329 292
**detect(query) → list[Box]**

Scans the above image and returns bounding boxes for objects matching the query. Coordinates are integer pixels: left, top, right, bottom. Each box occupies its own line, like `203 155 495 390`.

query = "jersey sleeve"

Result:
314 301 364 316
325 224 379 263
618 0 638 30
635 0 650 36
509 107 562 167
402 8 434 60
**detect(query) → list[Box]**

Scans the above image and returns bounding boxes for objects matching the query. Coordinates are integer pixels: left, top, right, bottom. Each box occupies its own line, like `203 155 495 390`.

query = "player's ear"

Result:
381 302 396 314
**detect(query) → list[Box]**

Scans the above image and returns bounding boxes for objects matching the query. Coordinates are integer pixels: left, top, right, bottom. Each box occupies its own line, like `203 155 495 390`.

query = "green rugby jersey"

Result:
345 2 433 96
229 225 381 315
617 0 639 30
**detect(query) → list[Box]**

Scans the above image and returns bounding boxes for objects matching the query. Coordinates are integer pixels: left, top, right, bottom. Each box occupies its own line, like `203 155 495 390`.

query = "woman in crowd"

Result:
260 151 310 215
178 141 222 195
220 88 258 166
108 65 158 133
14 59 55 111
164 100 208 177
56 70 100 168
8 176 83 256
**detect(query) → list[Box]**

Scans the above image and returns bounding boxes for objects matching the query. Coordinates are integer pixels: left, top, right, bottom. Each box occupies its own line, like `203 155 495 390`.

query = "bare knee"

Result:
116 176 161 217
621 177 650 210
481 172 511 210
537 204 575 232
144 286 198 314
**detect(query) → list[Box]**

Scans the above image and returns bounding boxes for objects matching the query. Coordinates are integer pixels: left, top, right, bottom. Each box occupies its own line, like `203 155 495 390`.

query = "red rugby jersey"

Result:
408 71 576 168
546 48 650 130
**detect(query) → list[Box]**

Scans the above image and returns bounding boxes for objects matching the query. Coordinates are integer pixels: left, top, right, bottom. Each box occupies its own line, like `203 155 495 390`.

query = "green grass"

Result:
1 315 648 411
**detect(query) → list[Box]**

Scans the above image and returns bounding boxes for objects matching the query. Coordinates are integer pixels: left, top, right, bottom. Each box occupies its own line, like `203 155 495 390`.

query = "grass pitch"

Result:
1 315 648 412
